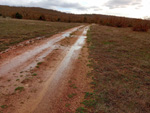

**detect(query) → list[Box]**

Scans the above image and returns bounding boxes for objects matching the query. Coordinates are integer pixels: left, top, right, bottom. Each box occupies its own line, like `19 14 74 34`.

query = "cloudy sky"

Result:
0 0 149 18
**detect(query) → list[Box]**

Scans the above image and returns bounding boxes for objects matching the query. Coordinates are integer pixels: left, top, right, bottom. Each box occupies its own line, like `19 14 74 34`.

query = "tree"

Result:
57 18 61 22
39 15 46 21
84 16 87 23
15 12 22 19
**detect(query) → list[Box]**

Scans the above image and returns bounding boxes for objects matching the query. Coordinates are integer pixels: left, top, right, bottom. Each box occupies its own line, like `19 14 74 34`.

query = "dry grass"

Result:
83 25 150 113
132 21 149 32
99 18 150 32
0 17 81 52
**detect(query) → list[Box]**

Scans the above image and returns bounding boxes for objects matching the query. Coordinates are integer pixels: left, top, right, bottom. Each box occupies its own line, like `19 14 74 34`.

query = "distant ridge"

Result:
0 5 120 23
0 5 149 31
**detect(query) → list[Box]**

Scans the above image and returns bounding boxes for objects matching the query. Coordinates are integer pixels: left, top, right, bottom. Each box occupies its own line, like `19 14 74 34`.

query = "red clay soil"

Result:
50 43 92 113
0 26 91 113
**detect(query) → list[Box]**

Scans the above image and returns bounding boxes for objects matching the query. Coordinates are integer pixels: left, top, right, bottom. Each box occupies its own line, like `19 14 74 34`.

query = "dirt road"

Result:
0 25 91 113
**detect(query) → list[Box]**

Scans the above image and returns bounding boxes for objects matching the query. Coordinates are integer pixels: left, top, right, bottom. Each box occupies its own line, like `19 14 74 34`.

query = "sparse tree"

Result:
57 18 61 22
15 12 23 19
39 15 46 21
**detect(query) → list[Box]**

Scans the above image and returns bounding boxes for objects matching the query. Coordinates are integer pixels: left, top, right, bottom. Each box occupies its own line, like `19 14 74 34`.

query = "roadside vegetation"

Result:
0 17 81 52
80 25 150 113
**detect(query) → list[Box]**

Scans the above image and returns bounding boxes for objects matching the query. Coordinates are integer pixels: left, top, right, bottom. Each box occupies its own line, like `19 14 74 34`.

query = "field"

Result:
0 17 81 52
1 16 150 113
81 25 150 113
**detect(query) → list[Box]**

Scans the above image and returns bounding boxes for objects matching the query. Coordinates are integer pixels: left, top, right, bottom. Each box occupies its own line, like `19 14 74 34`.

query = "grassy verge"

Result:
80 25 150 113
0 17 81 52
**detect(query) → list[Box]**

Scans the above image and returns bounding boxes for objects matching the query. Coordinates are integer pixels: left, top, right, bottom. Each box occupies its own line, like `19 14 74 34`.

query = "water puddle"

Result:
50 26 89 82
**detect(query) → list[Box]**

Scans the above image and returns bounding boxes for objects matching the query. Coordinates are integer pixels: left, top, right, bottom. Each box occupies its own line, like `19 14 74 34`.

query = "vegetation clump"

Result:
15 87 24 92
76 107 87 113
1 105 8 109
13 12 23 19
39 15 46 21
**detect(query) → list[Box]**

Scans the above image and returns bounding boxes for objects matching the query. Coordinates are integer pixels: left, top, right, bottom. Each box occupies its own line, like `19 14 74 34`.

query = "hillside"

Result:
0 5 137 23
0 5 86 22
1 5 150 31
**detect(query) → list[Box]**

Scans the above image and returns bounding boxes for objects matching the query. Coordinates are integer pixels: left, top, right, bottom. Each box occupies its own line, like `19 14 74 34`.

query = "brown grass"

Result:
83 25 150 113
132 20 149 32
99 18 150 32
0 17 81 52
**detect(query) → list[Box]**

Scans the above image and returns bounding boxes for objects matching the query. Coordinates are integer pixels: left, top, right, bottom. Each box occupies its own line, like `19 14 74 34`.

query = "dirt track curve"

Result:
0 25 91 113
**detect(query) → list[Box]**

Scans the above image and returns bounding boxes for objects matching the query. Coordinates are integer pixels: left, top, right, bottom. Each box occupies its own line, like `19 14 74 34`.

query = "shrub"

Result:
2 15 6 18
76 107 87 113
81 99 96 107
57 18 61 22
15 87 24 91
15 12 23 19
39 15 46 21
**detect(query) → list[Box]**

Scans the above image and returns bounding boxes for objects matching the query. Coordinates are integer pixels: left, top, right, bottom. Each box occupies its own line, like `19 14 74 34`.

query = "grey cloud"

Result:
29 0 87 10
105 0 142 9
94 8 102 11
0 0 92 11
135 4 143 9
0 0 100 12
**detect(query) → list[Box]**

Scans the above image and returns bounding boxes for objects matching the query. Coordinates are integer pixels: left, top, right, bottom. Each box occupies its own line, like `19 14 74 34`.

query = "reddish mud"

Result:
0 25 90 113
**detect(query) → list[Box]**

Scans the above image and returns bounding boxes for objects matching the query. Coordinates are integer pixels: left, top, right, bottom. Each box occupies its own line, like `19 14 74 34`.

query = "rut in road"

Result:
0 25 90 113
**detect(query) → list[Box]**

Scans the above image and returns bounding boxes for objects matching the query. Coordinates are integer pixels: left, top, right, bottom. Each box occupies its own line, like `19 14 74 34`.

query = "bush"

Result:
39 15 46 21
76 107 87 113
15 12 23 19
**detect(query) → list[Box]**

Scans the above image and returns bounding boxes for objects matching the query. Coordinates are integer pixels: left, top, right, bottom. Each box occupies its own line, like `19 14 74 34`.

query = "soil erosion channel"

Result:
0 25 90 113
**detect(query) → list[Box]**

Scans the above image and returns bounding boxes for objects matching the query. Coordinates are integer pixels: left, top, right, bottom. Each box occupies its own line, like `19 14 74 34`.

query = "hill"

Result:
0 5 132 23
0 5 150 31
0 5 87 22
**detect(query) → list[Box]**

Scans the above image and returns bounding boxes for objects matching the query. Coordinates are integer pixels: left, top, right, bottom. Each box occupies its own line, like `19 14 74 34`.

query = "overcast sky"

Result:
0 0 149 18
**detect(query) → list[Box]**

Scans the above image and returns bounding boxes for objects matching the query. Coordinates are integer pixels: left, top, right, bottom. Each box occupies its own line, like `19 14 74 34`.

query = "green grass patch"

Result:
65 103 71 107
32 73 37 76
81 100 96 107
37 62 43 65
68 93 77 98
15 87 24 92
0 105 8 109
84 92 94 99
69 84 77 89
76 107 87 113
36 65 39 68
16 79 20 81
